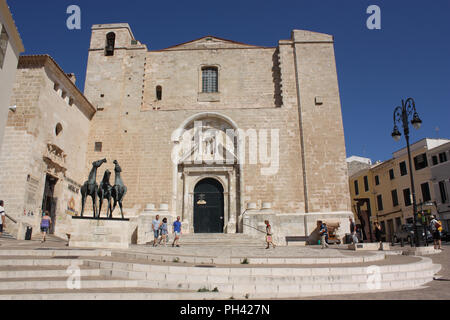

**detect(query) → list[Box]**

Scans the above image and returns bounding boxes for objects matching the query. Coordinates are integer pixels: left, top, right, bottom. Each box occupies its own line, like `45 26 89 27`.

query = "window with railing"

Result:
202 67 218 93
414 153 428 171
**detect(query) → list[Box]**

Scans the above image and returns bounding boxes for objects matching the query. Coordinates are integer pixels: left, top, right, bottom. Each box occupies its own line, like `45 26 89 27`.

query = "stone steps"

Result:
174 234 263 246
0 276 147 290
0 290 227 300
0 266 102 279
0 232 16 240
82 256 441 299
0 244 441 300
112 250 385 265
0 249 111 257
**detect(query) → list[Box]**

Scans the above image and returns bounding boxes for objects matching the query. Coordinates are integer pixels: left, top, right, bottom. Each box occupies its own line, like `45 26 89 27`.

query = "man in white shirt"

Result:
152 215 161 247
0 201 6 236
429 215 442 250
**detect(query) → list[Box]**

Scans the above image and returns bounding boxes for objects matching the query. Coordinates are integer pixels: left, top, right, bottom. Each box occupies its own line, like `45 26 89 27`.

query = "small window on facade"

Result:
421 182 431 202
389 169 395 180
375 175 380 186
53 83 59 92
156 86 162 101
403 188 412 207
399 161 407 176
105 32 116 56
414 153 428 171
61 91 67 99
0 25 8 69
202 67 218 93
439 181 448 203
354 180 359 196
432 155 439 166
377 195 384 211
391 189 399 207
364 176 369 192
395 217 402 229
55 123 63 136
439 152 448 163
95 142 102 152
68 98 74 106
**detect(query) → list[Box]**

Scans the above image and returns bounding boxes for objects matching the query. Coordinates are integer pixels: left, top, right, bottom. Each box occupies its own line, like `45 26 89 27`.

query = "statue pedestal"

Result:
69 217 130 249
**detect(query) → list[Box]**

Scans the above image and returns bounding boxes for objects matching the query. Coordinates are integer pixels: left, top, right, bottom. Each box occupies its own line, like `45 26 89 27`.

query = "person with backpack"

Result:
430 216 442 250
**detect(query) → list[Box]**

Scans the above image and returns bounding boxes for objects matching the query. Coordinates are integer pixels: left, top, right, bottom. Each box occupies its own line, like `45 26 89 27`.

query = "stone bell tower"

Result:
83 23 147 206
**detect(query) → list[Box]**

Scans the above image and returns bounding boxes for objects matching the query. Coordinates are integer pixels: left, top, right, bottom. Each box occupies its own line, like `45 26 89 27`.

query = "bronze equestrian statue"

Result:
111 160 127 219
80 159 107 217
97 169 113 218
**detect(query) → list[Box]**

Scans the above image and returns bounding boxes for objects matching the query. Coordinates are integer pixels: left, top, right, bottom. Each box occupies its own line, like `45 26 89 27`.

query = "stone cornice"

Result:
18 55 96 120
0 0 25 53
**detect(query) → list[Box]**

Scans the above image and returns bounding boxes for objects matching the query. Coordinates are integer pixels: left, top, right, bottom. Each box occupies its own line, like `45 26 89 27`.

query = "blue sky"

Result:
7 0 450 162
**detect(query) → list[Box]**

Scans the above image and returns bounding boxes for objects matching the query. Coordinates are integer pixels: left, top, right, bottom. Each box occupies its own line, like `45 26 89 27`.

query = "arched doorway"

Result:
194 178 224 233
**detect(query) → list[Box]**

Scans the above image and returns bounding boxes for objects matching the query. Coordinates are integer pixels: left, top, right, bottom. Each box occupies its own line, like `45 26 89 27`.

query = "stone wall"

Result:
0 56 94 239
83 24 352 238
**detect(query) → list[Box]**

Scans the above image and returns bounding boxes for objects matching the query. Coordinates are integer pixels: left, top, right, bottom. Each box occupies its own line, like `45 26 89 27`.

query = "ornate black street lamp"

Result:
392 98 423 247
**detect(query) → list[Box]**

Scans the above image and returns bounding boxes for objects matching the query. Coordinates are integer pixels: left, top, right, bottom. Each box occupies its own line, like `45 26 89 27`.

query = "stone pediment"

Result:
161 36 265 51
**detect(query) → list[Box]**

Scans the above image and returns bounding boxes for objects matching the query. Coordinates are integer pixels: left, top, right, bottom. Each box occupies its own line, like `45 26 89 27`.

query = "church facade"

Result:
83 23 352 242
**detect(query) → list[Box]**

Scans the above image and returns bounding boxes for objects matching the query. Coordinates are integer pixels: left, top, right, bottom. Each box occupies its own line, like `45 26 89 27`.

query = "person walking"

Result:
152 215 161 247
264 220 276 249
430 216 442 250
0 201 6 237
374 222 383 249
40 212 52 243
318 221 329 249
349 218 358 244
172 216 182 248
158 218 169 247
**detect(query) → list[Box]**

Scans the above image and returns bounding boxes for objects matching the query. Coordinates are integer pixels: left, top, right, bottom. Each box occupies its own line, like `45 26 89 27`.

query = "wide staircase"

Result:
0 242 442 300
176 233 263 247
0 232 16 241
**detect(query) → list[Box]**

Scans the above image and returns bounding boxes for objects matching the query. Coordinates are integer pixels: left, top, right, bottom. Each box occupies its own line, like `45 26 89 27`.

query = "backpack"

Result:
436 220 443 232
431 220 441 232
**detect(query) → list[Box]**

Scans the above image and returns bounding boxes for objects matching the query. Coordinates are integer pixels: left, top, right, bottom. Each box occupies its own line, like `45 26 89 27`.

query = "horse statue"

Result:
111 160 127 219
97 169 113 218
80 159 107 217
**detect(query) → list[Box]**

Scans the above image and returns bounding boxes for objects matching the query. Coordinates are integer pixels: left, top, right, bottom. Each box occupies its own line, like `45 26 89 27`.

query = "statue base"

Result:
69 216 130 249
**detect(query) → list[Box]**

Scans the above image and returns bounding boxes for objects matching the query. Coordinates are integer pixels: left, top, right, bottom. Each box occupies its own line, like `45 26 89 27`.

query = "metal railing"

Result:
5 214 17 224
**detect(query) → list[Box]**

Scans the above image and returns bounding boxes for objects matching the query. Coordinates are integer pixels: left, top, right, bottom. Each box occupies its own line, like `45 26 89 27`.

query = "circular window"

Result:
55 123 63 136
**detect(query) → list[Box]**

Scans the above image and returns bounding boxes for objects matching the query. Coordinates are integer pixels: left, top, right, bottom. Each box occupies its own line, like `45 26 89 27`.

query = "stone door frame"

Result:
176 164 238 234
171 112 245 234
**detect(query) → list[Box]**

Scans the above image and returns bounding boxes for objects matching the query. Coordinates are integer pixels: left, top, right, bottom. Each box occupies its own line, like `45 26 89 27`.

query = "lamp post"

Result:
391 98 423 247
